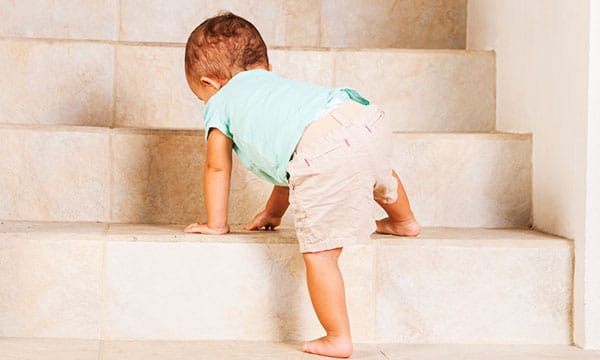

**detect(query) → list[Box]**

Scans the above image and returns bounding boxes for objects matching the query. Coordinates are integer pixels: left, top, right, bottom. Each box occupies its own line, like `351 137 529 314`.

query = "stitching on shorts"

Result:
365 108 385 128
298 141 345 164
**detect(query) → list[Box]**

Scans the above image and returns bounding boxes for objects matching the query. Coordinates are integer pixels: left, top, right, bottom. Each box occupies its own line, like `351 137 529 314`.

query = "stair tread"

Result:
0 123 525 136
0 221 569 247
0 221 573 343
0 338 598 360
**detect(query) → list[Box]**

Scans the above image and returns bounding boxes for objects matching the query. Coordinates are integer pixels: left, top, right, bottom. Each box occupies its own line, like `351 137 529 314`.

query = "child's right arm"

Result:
184 128 232 234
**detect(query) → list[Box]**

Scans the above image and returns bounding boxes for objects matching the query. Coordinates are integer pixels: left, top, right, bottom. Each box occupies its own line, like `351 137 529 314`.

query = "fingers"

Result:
244 213 266 230
244 220 277 231
243 219 260 230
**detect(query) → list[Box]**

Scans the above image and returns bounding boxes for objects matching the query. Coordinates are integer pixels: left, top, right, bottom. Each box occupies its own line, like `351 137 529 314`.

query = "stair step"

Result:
116 47 495 132
1 39 494 132
0 222 571 343
2 338 599 360
0 126 530 227
1 1 466 49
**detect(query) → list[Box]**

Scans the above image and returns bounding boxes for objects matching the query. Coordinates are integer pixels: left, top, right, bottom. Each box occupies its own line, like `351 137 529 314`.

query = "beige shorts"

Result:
286 101 398 253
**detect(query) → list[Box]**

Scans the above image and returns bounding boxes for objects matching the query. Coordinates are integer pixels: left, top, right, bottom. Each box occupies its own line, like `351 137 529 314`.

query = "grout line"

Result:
109 10 118 225
116 0 122 42
529 134 535 228
465 0 470 50
0 123 203 134
317 0 323 48
0 36 186 47
0 123 533 137
110 43 118 130
569 242 576 345
99 222 109 344
331 42 337 87
111 0 120 125
0 36 490 54
493 49 498 131
107 131 114 222
97 339 103 360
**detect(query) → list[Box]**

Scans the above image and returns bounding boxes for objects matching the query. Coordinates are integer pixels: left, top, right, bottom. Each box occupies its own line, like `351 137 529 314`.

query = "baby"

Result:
183 12 420 358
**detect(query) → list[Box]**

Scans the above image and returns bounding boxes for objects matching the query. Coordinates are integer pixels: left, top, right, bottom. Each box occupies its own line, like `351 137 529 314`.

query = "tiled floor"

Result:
2 338 600 360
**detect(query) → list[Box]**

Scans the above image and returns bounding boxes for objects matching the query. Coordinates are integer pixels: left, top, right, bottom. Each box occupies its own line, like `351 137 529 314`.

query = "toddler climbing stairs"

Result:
1 0 598 359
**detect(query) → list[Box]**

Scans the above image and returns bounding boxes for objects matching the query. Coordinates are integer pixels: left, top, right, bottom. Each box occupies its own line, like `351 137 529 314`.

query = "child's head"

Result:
185 12 270 103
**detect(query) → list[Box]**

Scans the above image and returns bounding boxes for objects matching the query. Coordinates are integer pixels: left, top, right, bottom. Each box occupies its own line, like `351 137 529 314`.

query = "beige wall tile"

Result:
110 130 204 224
221 0 321 47
341 245 376 341
103 240 375 341
320 0 466 48
0 236 104 338
335 50 495 132
281 0 321 47
119 0 320 47
391 133 531 227
109 129 285 226
375 235 572 343
0 0 117 40
0 129 529 227
120 0 464 48
114 45 202 129
0 127 111 222
103 241 318 340
228 157 286 226
114 47 334 130
0 338 100 360
269 49 335 87
0 40 114 127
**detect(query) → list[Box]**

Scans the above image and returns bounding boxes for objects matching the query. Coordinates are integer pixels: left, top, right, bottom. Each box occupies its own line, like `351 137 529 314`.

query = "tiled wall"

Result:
0 0 466 47
0 40 494 130
0 125 531 227
0 0 503 228
0 1 470 130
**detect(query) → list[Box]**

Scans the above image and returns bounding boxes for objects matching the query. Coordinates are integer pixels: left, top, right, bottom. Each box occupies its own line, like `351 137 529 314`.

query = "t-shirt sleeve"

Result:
203 104 233 141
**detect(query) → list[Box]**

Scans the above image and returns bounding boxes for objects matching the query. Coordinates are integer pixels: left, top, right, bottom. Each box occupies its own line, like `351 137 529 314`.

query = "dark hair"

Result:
185 12 269 84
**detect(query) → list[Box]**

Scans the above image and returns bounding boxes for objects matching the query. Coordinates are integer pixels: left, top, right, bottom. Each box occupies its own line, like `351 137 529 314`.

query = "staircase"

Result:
1 1 598 359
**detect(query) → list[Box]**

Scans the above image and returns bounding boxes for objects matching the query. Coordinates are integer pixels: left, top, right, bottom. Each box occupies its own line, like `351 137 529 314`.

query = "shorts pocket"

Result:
289 186 320 245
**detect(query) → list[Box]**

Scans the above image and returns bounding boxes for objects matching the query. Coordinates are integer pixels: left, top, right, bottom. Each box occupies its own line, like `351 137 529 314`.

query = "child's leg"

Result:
302 248 353 358
376 170 421 236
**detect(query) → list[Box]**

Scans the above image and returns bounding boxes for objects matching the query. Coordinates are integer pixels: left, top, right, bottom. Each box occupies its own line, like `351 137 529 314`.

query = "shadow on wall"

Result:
109 130 205 225
0 40 115 127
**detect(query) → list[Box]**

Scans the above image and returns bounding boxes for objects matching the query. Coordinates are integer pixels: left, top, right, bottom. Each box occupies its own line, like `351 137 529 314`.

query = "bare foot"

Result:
376 217 421 236
302 335 353 358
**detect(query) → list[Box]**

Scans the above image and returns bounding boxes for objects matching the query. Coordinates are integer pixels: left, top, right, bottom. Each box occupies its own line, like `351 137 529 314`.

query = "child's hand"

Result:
184 222 230 235
244 210 282 231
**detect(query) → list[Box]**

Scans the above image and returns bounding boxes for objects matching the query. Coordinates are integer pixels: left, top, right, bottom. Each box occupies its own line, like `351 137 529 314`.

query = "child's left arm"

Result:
184 128 233 235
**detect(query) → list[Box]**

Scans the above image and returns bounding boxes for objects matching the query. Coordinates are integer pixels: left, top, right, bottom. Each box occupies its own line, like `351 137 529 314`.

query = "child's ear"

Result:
200 76 221 90
268 64 272 72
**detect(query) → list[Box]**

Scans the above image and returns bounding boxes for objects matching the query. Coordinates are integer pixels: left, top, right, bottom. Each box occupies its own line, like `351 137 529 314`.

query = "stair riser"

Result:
1 40 494 132
1 1 466 48
0 127 531 227
0 230 572 343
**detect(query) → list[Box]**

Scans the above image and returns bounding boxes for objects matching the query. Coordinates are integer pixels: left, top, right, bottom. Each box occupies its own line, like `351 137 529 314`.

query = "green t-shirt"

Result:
203 69 369 185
